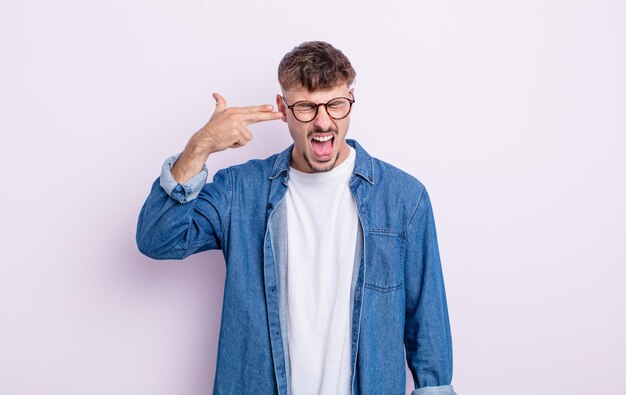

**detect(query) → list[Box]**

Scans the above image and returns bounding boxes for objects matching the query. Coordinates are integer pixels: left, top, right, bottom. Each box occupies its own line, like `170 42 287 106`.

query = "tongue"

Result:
311 139 333 158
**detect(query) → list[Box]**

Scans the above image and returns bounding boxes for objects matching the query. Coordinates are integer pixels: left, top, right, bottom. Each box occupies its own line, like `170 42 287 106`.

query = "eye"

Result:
294 102 317 112
327 99 349 109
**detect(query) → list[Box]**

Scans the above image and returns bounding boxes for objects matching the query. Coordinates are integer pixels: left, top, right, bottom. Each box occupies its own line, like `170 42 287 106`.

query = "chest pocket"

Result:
364 229 405 293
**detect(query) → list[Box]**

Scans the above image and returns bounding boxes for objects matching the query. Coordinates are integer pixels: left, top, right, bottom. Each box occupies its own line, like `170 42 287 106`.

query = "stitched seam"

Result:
180 196 199 250
407 187 426 230
364 282 403 293
179 236 218 249
218 167 233 241
369 228 404 236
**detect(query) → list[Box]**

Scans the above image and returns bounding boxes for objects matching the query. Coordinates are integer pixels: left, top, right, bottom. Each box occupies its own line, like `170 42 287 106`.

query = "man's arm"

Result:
136 160 230 260
135 93 283 260
404 188 456 395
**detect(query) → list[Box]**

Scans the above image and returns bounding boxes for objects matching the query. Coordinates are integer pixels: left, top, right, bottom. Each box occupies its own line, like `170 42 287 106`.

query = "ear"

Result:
276 94 287 122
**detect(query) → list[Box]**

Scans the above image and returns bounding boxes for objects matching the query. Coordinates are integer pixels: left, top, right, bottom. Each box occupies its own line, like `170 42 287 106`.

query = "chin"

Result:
304 151 340 173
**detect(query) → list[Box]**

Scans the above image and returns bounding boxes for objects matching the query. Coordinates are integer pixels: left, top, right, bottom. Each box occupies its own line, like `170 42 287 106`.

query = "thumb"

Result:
212 92 227 112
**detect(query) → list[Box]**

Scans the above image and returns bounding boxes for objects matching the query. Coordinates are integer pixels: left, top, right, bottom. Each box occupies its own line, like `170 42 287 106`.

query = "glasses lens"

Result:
292 102 317 122
326 98 351 119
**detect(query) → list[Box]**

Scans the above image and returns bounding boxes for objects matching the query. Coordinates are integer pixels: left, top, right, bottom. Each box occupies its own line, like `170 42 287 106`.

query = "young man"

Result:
137 41 456 395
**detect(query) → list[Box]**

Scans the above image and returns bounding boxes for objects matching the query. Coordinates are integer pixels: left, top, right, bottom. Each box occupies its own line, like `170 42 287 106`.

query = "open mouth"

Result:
310 134 335 161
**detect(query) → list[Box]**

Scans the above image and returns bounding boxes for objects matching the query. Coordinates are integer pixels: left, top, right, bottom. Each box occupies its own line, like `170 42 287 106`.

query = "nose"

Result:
313 104 334 130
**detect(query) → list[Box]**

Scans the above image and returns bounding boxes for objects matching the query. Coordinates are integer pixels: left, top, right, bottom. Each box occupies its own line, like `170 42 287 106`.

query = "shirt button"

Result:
267 203 273 209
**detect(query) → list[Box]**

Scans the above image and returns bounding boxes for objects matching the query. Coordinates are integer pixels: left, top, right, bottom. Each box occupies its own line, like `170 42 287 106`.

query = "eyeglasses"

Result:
281 93 355 123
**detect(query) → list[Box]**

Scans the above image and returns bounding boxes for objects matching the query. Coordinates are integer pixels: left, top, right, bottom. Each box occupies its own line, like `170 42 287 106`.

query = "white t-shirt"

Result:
285 146 358 395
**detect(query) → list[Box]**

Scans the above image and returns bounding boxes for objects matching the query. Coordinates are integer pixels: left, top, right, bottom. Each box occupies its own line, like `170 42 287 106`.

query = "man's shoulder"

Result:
357 144 432 227
350 139 428 202
370 155 426 195
372 156 424 183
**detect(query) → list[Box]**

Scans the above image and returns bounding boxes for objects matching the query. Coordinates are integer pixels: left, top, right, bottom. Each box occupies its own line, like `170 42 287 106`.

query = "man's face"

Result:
276 83 353 173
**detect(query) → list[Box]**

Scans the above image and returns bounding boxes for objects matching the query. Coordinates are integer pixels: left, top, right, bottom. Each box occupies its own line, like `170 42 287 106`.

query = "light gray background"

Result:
1 0 624 394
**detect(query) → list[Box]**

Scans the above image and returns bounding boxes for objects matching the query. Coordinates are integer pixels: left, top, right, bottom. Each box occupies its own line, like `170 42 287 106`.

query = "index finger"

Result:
231 104 276 113
242 111 284 125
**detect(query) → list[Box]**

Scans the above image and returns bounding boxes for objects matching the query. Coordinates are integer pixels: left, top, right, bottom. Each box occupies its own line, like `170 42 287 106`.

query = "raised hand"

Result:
191 93 283 154
171 93 283 184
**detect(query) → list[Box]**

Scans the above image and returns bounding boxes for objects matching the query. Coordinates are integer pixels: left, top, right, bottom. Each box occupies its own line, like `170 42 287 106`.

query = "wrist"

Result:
185 140 212 157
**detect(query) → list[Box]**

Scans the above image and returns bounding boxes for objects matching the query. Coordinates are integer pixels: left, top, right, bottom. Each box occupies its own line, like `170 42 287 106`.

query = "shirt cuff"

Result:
412 385 457 395
159 152 208 204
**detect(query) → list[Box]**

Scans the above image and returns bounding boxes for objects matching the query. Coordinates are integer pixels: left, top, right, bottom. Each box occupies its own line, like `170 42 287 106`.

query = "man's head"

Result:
276 41 356 173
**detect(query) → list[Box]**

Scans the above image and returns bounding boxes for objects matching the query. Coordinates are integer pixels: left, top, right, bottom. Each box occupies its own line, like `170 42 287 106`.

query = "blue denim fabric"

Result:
137 139 456 395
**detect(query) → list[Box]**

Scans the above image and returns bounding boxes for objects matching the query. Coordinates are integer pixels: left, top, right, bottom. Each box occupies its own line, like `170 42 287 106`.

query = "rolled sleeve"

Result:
412 384 457 395
159 152 208 203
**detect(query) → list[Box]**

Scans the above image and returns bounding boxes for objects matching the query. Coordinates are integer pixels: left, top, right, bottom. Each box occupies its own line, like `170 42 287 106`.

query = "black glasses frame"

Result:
281 93 356 123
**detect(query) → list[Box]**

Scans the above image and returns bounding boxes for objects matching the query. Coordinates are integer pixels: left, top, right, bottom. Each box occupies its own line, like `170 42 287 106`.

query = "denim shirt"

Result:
136 139 456 395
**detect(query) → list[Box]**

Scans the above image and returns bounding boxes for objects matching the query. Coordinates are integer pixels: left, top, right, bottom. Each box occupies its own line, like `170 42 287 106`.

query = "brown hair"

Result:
278 41 356 91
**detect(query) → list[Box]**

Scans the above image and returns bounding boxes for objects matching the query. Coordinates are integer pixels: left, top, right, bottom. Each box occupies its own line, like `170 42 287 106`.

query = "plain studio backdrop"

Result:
1 0 624 394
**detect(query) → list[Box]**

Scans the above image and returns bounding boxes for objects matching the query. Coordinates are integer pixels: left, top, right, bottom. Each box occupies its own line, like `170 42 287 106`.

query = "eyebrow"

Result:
293 96 349 104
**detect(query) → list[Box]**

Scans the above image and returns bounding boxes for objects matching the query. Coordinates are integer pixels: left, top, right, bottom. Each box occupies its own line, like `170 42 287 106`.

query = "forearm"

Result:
171 141 211 184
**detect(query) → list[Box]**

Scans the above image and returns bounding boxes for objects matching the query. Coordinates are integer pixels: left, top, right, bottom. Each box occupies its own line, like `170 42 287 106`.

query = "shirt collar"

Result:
270 139 374 185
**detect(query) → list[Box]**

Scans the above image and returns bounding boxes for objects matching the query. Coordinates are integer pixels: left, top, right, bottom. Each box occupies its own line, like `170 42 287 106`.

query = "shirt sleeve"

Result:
404 187 456 394
411 385 457 395
159 151 209 203
135 153 232 260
